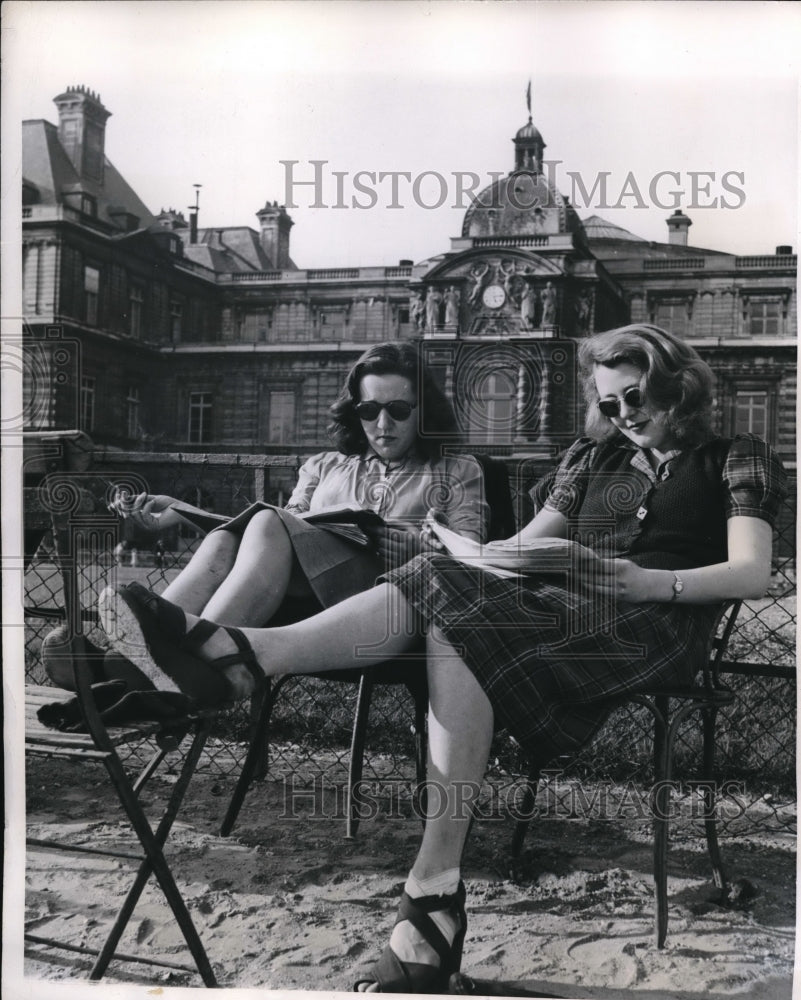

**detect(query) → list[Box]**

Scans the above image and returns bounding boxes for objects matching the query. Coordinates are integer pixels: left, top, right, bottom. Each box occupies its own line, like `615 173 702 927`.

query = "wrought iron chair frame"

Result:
23 433 218 986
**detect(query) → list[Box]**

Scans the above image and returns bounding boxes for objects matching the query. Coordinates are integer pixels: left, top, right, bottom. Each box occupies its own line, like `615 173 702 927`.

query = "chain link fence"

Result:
23 449 796 836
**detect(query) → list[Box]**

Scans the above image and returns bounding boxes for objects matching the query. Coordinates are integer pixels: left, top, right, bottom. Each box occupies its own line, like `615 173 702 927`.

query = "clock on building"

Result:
482 284 506 309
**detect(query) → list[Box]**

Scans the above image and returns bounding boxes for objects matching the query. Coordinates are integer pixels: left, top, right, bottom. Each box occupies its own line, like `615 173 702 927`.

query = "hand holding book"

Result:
424 513 598 579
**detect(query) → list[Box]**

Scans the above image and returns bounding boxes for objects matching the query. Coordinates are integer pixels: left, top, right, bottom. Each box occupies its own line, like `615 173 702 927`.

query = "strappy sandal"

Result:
99 583 261 705
354 882 467 994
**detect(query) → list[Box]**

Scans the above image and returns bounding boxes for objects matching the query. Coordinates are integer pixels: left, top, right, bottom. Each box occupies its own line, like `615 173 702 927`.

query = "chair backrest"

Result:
471 454 517 542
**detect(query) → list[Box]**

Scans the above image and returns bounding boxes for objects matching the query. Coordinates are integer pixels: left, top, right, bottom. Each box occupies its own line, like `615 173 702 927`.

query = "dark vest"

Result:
572 438 732 571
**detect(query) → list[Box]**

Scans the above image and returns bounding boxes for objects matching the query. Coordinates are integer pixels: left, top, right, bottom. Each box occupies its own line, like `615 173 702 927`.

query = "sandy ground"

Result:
20 753 796 999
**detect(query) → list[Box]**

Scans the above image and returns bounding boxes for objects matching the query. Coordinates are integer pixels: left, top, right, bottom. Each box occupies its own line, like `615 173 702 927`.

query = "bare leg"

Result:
161 530 239 614
181 582 421 694
364 626 494 986
162 510 297 625
200 510 295 625
415 626 494 876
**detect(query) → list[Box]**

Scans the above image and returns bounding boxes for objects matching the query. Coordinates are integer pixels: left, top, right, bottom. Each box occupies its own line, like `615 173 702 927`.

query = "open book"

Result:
428 519 598 579
169 500 386 547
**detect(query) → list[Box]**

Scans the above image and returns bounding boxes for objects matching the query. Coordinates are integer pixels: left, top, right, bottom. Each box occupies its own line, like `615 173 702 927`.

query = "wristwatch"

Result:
670 572 684 602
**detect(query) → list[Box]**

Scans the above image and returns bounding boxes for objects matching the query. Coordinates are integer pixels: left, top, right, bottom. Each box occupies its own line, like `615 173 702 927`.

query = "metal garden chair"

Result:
23 432 219 986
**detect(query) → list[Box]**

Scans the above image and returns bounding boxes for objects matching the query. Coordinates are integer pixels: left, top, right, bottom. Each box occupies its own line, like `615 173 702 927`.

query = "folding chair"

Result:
23 433 218 986
509 599 742 948
220 454 517 840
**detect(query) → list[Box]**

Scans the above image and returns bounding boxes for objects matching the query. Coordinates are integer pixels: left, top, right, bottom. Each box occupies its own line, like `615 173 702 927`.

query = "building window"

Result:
748 298 781 337
733 390 769 437
651 299 689 337
170 300 183 341
81 194 97 217
724 379 779 443
464 369 517 443
128 286 144 338
188 392 213 443
126 386 141 438
267 389 297 444
84 266 100 325
318 308 346 341
80 375 95 431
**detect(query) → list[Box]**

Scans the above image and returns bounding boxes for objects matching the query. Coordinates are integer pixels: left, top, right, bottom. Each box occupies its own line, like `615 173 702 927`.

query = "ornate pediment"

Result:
415 251 564 338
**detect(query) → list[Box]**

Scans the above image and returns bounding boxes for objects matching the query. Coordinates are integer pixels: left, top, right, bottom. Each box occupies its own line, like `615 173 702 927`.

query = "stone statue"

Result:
425 286 443 332
499 259 516 301
575 289 593 333
444 286 460 327
541 281 557 326
520 281 537 330
410 291 425 331
468 262 490 307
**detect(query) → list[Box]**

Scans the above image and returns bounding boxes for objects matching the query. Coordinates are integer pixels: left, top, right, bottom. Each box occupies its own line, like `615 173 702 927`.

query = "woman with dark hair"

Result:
101 325 786 991
86 342 487 697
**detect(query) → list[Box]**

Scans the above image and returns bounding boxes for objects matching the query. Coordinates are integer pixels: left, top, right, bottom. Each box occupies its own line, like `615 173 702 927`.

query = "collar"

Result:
626 445 683 483
362 450 414 473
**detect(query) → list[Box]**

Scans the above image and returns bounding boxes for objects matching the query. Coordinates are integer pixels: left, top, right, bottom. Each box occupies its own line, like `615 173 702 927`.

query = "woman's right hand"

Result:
108 490 182 532
420 509 447 552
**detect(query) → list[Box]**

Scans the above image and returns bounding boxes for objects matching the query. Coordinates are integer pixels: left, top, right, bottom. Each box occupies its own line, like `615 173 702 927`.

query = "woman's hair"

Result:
578 324 715 446
328 341 460 457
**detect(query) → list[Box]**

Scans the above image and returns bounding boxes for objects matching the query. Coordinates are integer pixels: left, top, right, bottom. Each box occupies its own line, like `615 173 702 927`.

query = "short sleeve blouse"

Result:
533 433 787 569
284 450 490 542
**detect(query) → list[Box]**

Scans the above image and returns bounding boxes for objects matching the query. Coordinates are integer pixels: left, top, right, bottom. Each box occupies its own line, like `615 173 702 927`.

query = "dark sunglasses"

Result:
354 399 417 422
597 386 644 419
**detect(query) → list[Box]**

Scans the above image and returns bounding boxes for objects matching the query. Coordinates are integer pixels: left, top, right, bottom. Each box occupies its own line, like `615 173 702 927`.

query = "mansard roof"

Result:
22 119 155 229
178 226 295 273
584 214 732 263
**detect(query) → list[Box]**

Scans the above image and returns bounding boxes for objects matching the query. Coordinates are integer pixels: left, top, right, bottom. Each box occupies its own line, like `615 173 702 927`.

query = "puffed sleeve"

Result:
533 437 598 517
438 455 491 543
722 434 788 527
284 452 327 513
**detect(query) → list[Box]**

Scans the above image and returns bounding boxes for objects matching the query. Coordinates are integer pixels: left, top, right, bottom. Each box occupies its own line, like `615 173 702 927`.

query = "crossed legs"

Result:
160 584 495 984
103 578 496 986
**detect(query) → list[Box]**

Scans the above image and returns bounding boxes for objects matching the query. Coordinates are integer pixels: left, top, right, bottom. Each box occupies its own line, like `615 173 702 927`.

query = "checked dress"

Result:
382 433 786 762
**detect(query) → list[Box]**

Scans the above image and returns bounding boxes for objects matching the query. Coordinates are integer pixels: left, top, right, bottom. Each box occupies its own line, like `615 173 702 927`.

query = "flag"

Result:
526 80 532 115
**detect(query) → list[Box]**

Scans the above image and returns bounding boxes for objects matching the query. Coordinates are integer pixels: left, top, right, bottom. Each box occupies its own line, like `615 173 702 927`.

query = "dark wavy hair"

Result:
578 324 715 446
328 341 460 457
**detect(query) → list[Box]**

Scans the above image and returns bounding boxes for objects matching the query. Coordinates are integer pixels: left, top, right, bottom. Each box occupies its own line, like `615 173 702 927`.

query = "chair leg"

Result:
510 766 541 860
412 685 428 826
701 705 729 899
220 678 286 837
90 721 217 986
651 695 671 949
347 672 374 840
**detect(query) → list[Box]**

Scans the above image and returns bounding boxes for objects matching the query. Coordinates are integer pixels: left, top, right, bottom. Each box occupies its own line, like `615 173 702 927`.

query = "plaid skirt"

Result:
383 554 720 762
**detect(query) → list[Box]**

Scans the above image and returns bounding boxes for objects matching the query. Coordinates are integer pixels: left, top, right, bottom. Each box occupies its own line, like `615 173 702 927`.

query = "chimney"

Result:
256 202 294 268
53 85 111 184
666 209 692 247
776 245 793 255
188 184 201 244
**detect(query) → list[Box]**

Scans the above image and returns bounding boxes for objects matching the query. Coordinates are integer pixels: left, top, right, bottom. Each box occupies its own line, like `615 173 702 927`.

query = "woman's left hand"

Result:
368 524 422 568
585 557 655 603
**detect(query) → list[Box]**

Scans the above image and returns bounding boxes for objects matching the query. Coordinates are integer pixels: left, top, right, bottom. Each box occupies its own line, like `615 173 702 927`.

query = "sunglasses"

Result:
597 386 645 419
354 399 417 422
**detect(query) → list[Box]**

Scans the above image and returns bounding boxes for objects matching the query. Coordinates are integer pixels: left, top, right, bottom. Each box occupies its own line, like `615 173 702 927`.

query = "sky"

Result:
2 1 800 269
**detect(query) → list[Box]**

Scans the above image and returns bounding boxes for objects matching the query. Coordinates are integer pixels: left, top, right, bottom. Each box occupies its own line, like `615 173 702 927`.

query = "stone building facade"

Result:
21 87 796 471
